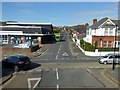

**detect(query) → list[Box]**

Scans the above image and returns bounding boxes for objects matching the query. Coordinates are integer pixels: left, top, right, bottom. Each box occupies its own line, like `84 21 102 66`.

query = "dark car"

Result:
2 55 32 72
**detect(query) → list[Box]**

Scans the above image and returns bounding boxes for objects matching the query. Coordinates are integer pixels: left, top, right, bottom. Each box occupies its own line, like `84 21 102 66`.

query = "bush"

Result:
97 48 119 52
80 39 95 52
95 41 98 49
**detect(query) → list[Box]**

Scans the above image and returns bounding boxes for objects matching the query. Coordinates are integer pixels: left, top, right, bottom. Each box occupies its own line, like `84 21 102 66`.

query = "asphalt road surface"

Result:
32 31 97 64
39 68 104 88
2 31 116 89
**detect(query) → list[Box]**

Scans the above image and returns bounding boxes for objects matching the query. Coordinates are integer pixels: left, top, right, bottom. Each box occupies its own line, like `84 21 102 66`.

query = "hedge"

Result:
80 39 119 52
80 39 95 52
97 48 119 52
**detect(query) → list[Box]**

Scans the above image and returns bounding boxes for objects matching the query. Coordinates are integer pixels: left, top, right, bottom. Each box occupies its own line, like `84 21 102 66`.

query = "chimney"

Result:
93 19 97 24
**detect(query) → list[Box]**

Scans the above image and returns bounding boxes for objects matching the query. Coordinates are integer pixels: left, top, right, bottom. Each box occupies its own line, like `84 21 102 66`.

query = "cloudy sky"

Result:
2 2 118 26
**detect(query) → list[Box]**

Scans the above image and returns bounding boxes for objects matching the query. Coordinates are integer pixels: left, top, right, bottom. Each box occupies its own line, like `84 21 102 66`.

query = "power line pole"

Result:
112 25 117 70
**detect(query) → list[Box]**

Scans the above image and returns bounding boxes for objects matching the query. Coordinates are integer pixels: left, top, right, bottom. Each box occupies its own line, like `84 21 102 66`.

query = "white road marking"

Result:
62 52 68 56
59 48 61 51
57 85 59 90
55 55 58 60
58 50 60 54
28 78 41 89
86 69 91 73
56 68 59 80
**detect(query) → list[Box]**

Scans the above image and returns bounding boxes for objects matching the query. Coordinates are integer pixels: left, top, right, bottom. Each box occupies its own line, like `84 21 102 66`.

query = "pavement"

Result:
68 35 100 60
68 35 120 88
103 67 120 87
0 43 51 87
1 33 120 88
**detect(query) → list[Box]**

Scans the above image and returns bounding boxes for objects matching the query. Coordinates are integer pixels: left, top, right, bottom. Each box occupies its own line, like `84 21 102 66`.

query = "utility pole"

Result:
112 25 117 70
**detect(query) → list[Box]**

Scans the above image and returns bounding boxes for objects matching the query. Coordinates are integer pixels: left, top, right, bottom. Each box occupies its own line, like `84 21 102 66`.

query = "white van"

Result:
98 54 120 64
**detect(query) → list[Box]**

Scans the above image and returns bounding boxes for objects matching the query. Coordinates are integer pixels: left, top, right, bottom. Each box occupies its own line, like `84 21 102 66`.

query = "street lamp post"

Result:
112 25 118 70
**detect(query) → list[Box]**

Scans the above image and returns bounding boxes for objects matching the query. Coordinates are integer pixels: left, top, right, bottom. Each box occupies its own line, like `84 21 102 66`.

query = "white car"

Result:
98 54 120 64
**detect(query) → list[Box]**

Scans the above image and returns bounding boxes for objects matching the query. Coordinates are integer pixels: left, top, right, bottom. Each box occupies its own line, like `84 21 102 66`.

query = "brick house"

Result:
84 17 120 48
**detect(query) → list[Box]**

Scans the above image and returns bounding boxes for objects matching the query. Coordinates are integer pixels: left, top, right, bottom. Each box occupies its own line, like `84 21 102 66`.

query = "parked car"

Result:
98 54 120 64
2 55 32 72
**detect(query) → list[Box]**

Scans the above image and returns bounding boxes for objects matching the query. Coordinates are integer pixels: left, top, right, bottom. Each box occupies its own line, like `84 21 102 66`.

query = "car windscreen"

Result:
103 55 109 58
7 56 18 61
56 37 60 38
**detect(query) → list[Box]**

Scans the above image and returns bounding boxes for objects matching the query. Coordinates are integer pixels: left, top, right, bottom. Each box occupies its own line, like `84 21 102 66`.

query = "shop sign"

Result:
21 37 23 40
38 37 41 41
29 37 31 39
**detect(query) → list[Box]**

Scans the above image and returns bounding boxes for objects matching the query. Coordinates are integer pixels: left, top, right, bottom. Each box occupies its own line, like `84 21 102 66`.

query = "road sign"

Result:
62 52 68 56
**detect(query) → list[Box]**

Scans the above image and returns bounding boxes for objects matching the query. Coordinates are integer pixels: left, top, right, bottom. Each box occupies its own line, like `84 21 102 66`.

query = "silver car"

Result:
98 54 120 64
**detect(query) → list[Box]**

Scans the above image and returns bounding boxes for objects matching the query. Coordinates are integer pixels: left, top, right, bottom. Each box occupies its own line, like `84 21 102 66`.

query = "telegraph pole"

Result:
112 25 117 70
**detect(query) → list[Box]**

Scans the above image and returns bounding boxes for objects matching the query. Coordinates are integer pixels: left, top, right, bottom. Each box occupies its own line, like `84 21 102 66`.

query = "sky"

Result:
2 2 118 26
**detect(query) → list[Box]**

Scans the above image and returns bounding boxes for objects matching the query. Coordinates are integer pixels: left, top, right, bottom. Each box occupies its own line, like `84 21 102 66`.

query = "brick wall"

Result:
2 47 31 59
92 36 114 48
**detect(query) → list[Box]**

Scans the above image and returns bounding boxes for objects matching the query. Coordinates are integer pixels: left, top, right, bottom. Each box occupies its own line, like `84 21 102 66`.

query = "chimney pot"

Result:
93 19 97 24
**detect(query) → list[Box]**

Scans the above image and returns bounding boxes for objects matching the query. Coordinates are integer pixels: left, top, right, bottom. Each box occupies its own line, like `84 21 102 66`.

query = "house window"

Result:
118 30 120 36
86 30 89 35
94 29 96 33
104 41 107 47
104 28 108 36
2 35 8 43
0 35 2 41
109 28 113 36
118 42 120 46
108 41 112 47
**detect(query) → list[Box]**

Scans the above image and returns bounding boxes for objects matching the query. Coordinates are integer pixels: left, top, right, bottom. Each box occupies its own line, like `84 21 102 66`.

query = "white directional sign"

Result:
62 52 68 56
28 78 41 90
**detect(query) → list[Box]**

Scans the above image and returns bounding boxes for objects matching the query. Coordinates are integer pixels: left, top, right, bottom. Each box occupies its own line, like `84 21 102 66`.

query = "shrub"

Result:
80 39 95 52
97 48 119 52
95 41 98 49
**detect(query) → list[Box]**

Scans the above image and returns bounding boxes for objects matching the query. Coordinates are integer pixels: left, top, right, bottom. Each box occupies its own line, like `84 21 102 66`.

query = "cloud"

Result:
66 16 119 26
66 17 93 26
2 0 120 2
105 2 118 10
110 15 118 20
73 10 115 16
17 10 34 14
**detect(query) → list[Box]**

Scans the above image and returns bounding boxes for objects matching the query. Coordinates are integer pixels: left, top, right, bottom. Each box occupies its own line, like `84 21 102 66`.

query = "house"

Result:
72 25 87 39
0 22 54 45
84 17 120 48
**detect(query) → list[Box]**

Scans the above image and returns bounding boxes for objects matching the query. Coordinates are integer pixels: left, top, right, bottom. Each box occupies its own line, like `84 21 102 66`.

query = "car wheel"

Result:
103 61 107 65
14 65 19 72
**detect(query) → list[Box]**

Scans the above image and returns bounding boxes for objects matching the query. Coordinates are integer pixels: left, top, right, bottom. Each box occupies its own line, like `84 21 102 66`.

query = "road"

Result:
2 31 117 89
39 68 104 88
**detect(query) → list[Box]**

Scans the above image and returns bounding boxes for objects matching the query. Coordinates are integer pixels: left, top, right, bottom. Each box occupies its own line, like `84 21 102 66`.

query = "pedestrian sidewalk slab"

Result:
104 67 120 87
69 36 100 60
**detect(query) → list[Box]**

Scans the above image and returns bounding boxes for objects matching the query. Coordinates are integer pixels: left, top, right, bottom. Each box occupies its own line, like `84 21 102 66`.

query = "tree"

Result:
85 23 89 27
95 41 98 49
